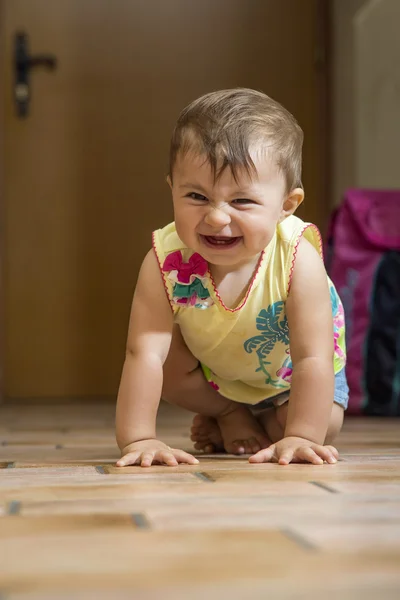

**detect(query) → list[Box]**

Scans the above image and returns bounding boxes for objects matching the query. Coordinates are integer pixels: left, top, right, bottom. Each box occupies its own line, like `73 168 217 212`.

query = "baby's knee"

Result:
275 401 344 444
325 403 344 444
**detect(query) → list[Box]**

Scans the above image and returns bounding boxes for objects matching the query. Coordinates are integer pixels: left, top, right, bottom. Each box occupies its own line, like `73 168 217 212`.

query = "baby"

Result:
116 88 348 467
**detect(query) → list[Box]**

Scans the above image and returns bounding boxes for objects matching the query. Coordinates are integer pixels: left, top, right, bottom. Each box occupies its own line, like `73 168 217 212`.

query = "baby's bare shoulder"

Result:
289 236 328 298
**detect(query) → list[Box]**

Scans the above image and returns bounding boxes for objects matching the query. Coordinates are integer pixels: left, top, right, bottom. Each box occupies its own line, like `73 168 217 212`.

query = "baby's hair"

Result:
169 88 303 193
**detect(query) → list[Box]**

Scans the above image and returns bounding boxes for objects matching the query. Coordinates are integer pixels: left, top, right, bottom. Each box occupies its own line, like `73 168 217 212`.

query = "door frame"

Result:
0 0 332 402
318 0 333 221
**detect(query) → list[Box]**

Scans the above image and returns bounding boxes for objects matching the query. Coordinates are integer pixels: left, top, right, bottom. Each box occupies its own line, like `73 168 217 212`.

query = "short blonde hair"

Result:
169 88 303 193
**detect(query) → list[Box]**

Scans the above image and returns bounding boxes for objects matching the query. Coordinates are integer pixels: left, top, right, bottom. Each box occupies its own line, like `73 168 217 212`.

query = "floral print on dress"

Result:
244 301 290 389
245 290 346 386
201 364 220 391
162 250 213 309
276 349 293 383
330 286 346 361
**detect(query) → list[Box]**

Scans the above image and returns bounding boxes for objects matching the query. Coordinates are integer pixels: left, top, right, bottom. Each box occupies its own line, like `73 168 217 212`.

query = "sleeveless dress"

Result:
152 215 346 405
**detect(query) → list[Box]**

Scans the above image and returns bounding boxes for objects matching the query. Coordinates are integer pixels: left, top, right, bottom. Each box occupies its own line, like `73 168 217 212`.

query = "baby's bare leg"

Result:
257 402 344 445
162 325 269 454
162 325 229 417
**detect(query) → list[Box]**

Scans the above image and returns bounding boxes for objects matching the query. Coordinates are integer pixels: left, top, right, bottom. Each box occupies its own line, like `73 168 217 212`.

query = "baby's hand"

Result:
116 439 199 468
248 436 339 466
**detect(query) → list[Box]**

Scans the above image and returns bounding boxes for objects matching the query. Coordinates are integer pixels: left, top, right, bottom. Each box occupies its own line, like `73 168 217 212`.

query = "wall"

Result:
332 0 400 204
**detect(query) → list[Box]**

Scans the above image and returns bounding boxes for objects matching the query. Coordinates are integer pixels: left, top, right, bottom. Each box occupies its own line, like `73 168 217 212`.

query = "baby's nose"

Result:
204 205 231 227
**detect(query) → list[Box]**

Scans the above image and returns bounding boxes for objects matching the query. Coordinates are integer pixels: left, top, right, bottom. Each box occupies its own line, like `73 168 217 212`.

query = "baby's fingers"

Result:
325 445 339 461
310 445 337 464
172 449 199 465
248 445 275 463
116 452 141 467
156 450 179 467
140 452 156 468
295 446 324 465
277 448 295 465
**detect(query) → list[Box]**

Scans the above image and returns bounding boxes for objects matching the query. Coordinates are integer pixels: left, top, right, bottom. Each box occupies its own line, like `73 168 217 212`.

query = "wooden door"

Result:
1 0 328 399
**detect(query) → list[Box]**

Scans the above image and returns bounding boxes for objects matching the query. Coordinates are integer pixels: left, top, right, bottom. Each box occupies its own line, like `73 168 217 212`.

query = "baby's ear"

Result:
166 175 173 190
279 188 304 221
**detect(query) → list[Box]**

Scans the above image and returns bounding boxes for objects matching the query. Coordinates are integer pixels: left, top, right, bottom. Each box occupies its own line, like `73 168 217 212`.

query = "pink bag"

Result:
326 189 400 415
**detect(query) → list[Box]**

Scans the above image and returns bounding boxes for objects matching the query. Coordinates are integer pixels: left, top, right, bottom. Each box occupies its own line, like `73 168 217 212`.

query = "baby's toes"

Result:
229 440 246 455
248 436 263 454
240 438 257 454
203 443 215 453
194 441 215 453
193 439 207 450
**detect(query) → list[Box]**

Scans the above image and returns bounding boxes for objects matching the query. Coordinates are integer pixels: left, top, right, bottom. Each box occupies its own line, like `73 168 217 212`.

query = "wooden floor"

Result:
0 400 400 600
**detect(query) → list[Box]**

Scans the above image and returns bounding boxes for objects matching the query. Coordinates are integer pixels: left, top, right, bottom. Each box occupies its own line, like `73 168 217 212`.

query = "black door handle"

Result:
14 32 57 118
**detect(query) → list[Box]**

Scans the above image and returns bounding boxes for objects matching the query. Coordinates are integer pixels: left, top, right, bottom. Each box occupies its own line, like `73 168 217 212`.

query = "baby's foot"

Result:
191 406 270 455
191 415 224 453
217 404 271 454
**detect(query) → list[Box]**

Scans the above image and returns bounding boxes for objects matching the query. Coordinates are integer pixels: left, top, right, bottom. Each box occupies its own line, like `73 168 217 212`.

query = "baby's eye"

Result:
232 198 255 205
186 192 208 201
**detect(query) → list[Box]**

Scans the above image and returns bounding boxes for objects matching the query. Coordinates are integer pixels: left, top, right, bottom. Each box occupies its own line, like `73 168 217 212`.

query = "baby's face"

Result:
169 148 302 268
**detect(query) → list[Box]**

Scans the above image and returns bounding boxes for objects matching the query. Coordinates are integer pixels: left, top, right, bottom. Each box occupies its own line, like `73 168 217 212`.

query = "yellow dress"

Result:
152 215 346 405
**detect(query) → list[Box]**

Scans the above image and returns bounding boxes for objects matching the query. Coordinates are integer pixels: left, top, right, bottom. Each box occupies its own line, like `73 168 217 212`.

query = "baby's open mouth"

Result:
201 235 242 248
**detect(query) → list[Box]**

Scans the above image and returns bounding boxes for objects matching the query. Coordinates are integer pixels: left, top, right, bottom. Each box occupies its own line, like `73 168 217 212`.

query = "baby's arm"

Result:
284 237 335 441
250 237 337 465
115 249 199 467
